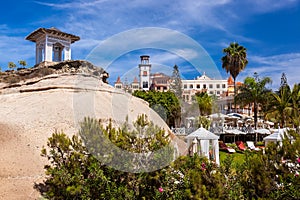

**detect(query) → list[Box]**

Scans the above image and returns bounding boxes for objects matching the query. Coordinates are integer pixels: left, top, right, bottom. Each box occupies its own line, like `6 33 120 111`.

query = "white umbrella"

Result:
225 129 246 135
265 121 275 126
209 113 227 119
186 117 195 120
254 128 271 135
227 113 243 119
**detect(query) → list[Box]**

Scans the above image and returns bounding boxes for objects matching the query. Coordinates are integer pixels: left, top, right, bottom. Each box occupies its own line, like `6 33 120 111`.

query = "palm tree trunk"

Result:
234 78 237 113
254 102 257 130
254 102 258 143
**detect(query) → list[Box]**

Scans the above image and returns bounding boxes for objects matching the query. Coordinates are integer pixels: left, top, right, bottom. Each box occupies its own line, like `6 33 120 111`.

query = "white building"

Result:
182 73 228 102
138 55 151 90
26 27 80 64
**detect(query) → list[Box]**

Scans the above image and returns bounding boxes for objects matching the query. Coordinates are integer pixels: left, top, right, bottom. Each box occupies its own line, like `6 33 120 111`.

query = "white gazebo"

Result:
263 128 287 146
186 127 220 165
26 27 80 64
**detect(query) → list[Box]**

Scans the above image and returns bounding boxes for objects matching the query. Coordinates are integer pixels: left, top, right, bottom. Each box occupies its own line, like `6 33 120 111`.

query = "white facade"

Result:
138 55 151 90
182 73 228 102
35 35 72 64
26 28 80 64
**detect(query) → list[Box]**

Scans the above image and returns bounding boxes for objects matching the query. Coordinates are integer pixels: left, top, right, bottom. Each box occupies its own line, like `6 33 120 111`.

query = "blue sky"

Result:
0 0 300 89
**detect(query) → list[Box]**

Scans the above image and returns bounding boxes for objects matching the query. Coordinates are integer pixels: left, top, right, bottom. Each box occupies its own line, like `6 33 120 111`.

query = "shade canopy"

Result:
224 129 246 135
186 127 219 140
263 129 285 142
209 113 227 119
186 127 220 165
255 128 271 135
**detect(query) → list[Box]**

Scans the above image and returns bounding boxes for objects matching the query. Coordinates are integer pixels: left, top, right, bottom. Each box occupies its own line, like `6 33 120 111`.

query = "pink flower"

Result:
297 157 300 164
158 187 164 193
201 162 206 171
295 171 299 177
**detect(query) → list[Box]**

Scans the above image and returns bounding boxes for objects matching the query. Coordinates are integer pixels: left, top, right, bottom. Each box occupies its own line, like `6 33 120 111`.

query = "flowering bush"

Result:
36 117 300 199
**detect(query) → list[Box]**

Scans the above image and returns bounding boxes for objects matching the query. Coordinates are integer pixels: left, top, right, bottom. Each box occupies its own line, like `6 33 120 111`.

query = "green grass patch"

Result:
219 151 246 168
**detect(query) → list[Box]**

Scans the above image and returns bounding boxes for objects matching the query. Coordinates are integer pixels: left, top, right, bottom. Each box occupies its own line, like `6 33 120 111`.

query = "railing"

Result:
172 128 186 135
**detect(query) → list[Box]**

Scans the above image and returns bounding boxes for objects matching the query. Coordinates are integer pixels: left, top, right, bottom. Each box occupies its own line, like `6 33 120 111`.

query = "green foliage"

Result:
221 42 248 81
236 73 272 129
37 116 176 199
196 116 211 129
169 64 182 99
8 61 16 69
195 91 212 116
266 84 293 127
37 116 300 199
133 90 181 128
18 60 27 67
222 42 248 112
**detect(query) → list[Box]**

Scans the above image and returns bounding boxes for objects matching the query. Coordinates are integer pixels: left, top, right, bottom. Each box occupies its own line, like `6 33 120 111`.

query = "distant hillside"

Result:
0 60 187 199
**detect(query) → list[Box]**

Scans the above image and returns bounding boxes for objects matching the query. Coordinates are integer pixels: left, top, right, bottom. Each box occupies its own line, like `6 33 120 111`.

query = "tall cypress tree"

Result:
170 64 182 99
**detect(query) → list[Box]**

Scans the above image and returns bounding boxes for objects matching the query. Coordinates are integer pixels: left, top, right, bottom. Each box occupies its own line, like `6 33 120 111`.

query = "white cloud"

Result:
0 36 34 69
238 53 300 89
243 0 300 13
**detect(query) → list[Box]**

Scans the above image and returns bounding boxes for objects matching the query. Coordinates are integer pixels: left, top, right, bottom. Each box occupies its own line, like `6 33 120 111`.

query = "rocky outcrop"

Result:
0 60 187 199
0 60 109 87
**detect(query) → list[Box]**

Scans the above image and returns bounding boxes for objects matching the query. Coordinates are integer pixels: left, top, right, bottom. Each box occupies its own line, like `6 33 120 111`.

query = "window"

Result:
143 81 148 88
217 91 220 94
184 84 187 89
143 71 147 76
203 84 206 89
216 84 220 88
196 84 200 89
222 84 226 88
116 85 122 89
209 84 213 89
189 84 193 89
209 91 213 94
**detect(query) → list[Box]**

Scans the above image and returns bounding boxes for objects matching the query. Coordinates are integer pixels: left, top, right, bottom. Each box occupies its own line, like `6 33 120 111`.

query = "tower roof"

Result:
132 77 139 83
115 76 122 84
227 76 234 85
25 27 80 43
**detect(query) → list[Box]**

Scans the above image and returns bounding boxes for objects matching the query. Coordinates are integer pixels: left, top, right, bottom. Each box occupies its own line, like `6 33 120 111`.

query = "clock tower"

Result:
139 55 151 90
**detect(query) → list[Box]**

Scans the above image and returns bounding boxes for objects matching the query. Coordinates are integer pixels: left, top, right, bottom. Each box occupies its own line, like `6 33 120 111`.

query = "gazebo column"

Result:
64 46 71 61
212 139 220 165
45 41 53 62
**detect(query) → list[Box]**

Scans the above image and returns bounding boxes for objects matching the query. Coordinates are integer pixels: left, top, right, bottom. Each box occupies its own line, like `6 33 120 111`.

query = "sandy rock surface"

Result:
0 74 187 199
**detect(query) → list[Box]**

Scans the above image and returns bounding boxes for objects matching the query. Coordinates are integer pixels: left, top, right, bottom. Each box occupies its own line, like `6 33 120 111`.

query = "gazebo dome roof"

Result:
186 127 219 140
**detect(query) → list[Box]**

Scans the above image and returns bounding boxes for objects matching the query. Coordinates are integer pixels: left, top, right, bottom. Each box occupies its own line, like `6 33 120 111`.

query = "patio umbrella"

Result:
209 113 227 119
224 128 246 142
254 128 271 135
254 128 271 142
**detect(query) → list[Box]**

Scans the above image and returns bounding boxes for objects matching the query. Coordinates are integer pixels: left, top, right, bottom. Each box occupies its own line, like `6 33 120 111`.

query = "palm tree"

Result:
266 85 292 128
236 75 272 129
195 92 212 116
290 84 300 131
222 42 248 112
